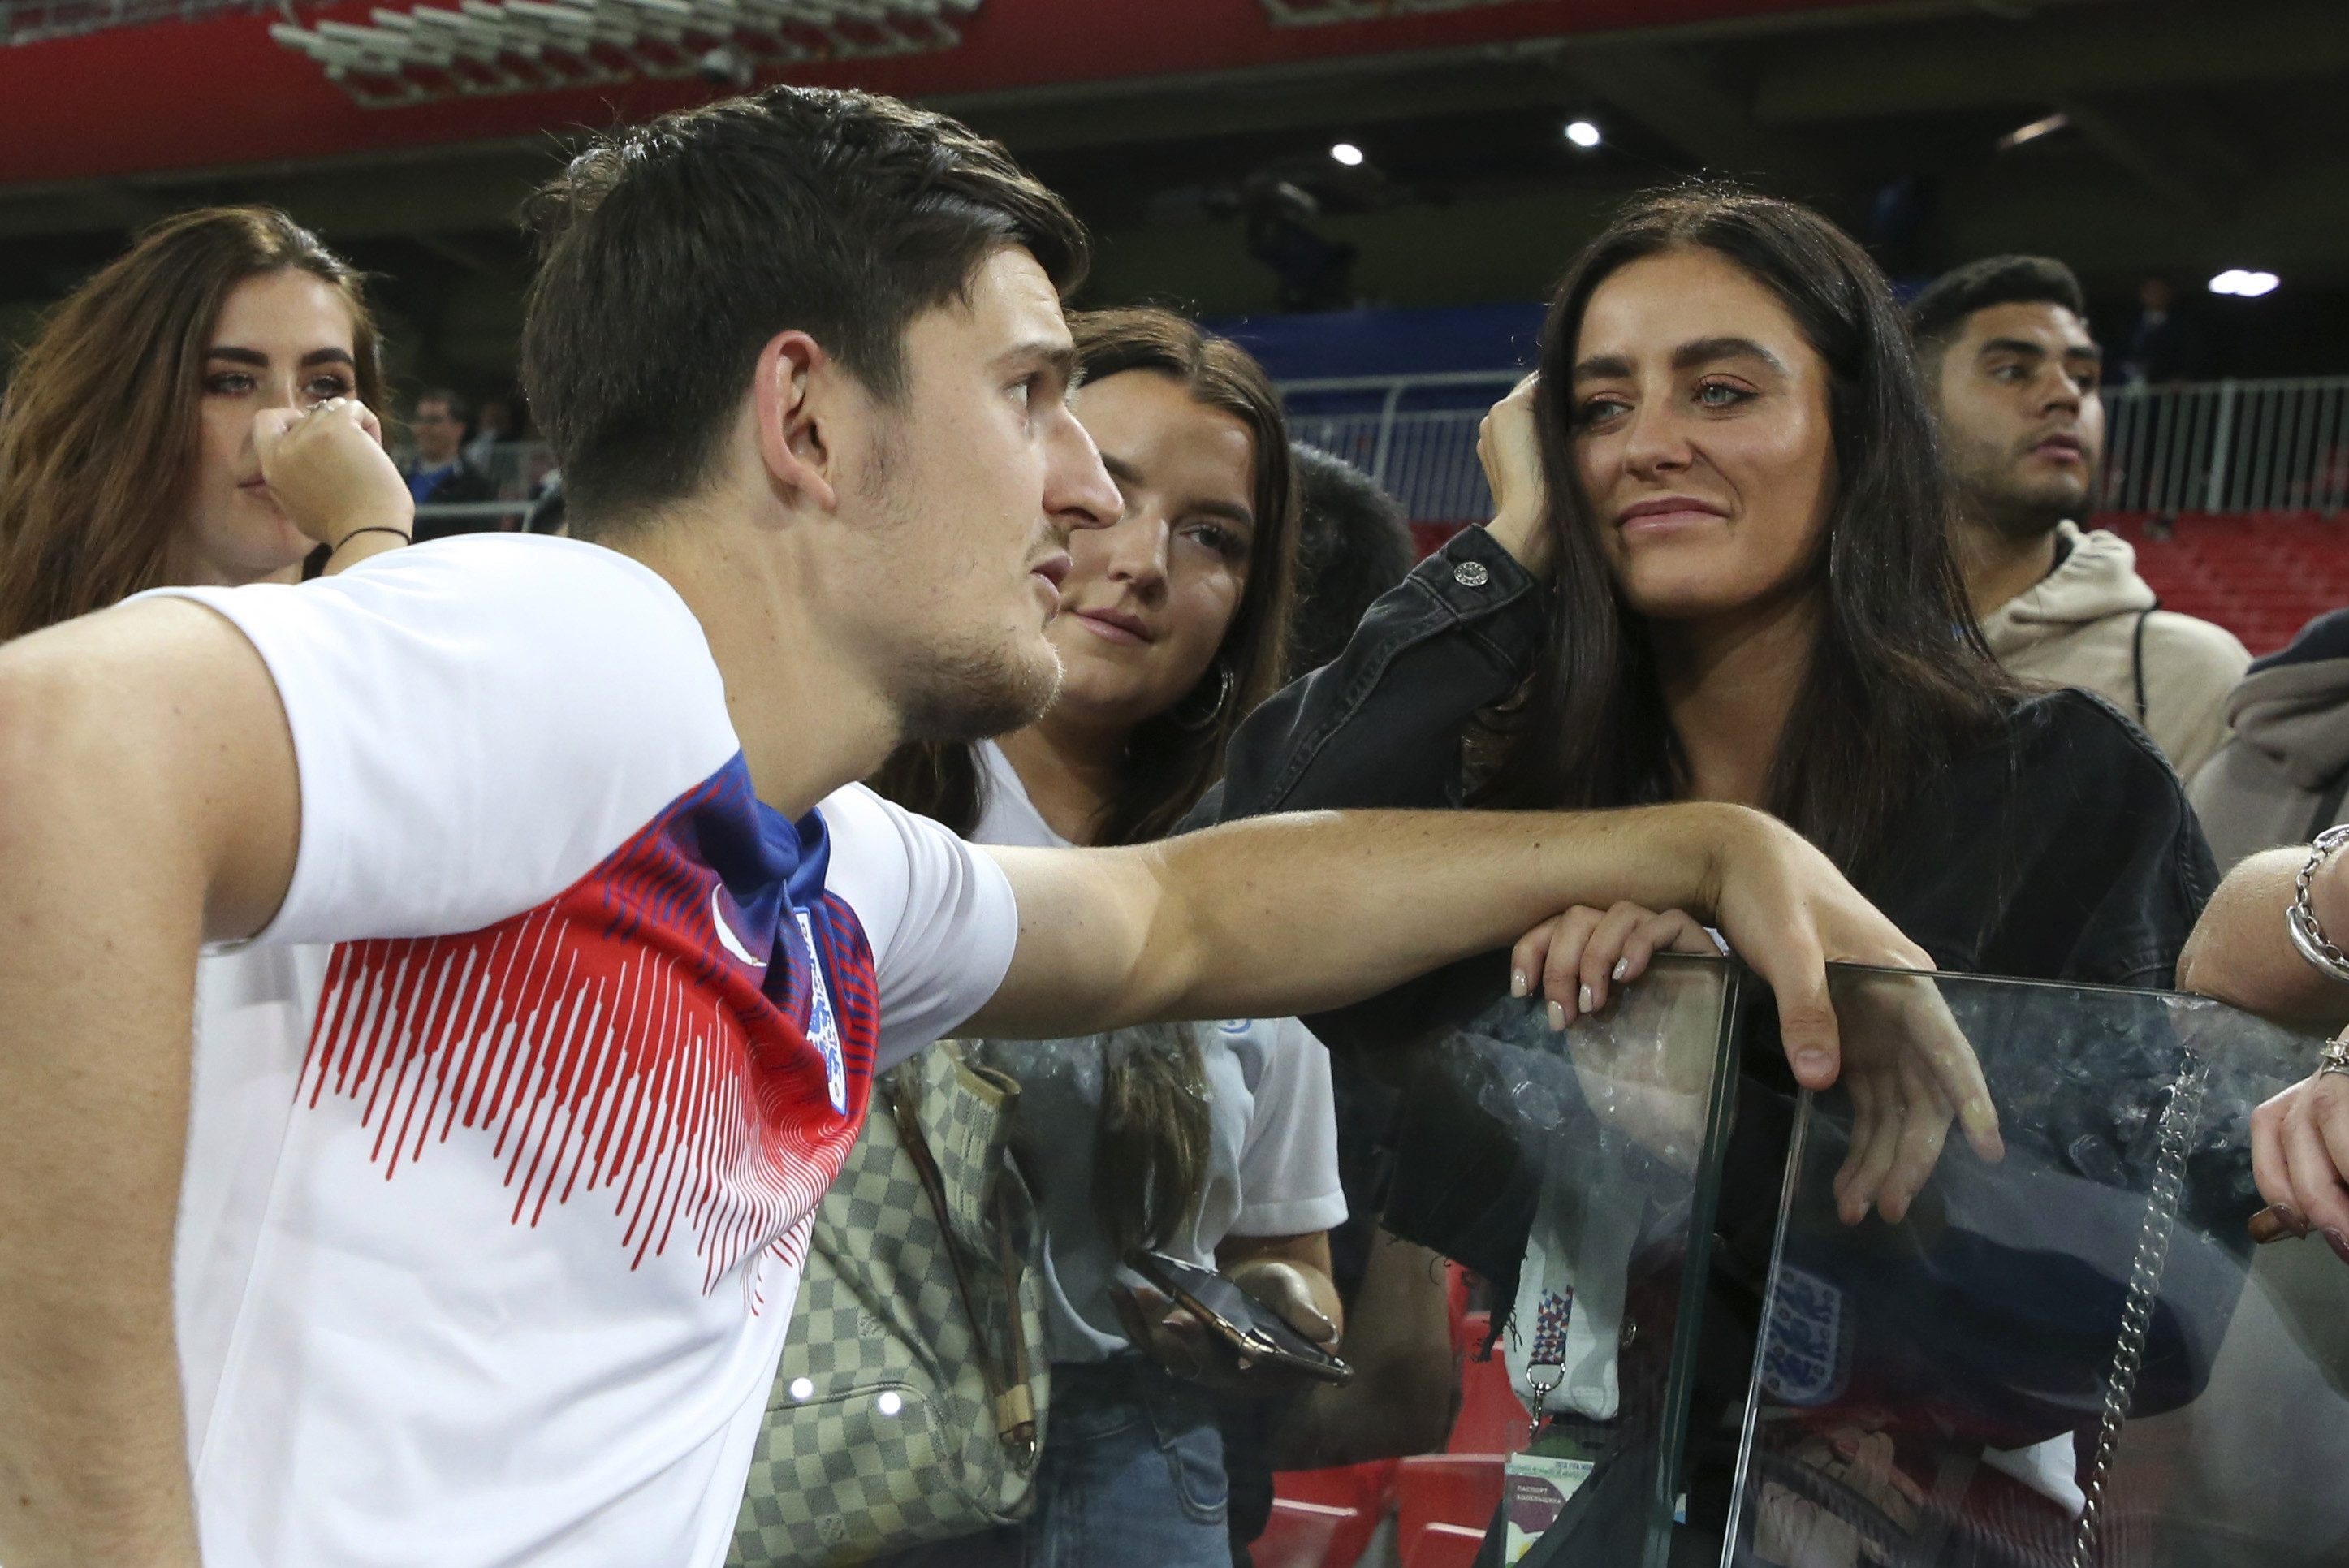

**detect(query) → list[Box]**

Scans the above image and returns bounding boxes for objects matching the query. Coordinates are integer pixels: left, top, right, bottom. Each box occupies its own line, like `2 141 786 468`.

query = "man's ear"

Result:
752 330 840 512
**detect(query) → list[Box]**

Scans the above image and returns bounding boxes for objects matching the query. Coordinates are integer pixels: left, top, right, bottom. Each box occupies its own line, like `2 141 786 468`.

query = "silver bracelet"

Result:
2286 824 2349 983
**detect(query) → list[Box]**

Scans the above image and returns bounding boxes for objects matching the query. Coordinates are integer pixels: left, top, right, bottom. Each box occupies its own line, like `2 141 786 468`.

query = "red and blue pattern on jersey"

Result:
299 754 880 1300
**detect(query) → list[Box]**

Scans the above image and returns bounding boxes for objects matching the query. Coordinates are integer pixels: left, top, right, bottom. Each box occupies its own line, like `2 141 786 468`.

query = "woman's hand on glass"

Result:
253 399 413 566
1509 900 1716 1030
1478 374 1552 577
2249 1068 2349 1264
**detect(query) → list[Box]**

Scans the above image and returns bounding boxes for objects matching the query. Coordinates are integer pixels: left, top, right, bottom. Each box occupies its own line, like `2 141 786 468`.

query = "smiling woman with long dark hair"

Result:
1203 183 2217 1553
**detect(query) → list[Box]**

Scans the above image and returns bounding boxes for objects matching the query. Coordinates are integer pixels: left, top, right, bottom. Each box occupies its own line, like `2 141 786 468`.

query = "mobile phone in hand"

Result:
1131 1251 1354 1384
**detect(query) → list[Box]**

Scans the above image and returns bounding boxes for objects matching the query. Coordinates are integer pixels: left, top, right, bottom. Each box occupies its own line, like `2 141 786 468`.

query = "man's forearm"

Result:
1139 803 1729 1024
2180 846 2349 1024
0 669 209 1566
0 603 298 1567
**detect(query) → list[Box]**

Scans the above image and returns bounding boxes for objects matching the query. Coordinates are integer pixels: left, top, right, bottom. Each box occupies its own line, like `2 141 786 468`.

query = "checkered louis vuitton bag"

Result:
731 1041 1048 1566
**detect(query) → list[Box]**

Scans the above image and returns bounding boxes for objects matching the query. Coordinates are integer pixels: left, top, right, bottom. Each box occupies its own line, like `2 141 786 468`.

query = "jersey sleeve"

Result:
140 537 739 946
814 784 1020 1071
1229 1017 1349 1238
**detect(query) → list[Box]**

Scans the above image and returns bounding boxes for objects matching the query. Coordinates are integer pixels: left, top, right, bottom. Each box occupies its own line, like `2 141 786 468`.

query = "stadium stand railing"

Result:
425 373 2349 652
1281 371 2349 653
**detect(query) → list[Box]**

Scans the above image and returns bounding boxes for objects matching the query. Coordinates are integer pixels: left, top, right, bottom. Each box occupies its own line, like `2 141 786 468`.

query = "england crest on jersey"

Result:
795 909 848 1115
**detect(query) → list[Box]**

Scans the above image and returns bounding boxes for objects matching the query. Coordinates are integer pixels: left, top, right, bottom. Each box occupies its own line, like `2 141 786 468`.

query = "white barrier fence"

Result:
2102 377 2349 516
1276 371 2349 527
414 371 2349 532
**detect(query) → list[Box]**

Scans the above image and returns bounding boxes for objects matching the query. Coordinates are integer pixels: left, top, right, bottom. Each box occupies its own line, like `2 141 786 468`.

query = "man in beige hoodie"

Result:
1908 256 2248 775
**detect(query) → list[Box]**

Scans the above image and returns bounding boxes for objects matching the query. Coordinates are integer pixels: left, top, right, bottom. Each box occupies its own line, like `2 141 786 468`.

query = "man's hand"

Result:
1509 884 2002 1224
1477 374 1550 575
253 398 413 567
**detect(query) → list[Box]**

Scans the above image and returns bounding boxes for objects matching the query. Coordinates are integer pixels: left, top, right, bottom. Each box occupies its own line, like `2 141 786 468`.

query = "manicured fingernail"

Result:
1547 1000 1566 1031
2249 1203 2309 1243
1612 958 1629 982
2328 1230 2349 1267
1578 983 1593 1016
1795 1048 1832 1080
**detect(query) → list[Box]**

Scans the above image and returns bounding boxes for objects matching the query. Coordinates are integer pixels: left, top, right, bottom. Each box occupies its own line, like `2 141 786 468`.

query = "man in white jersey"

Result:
0 89 2001 1567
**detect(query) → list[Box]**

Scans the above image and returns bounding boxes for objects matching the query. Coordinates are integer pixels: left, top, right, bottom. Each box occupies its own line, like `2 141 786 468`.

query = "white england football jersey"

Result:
143 535 1017 1567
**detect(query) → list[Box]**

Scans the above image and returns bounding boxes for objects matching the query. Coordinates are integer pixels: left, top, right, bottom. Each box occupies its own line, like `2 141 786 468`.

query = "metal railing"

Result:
401 370 2349 536
1276 371 2349 526
1280 370 1521 529
1 0 252 43
2102 377 2349 517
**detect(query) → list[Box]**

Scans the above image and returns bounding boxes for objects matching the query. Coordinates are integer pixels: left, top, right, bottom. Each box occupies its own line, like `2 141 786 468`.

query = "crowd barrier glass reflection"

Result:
1375 961 2349 1567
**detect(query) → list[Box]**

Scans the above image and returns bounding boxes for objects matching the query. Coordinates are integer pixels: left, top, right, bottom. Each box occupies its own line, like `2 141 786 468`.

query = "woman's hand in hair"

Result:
253 399 412 570
1510 901 1718 1029
1478 374 1552 577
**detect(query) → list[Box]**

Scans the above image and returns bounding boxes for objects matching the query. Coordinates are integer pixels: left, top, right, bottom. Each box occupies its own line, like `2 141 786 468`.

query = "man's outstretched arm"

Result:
968 801 2002 1167
0 602 300 1568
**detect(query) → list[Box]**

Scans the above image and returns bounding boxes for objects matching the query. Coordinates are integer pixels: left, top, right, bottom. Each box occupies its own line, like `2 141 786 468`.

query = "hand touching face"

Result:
179 269 364 587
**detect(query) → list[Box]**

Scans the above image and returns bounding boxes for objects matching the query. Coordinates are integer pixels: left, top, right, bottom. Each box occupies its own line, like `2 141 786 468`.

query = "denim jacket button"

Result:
1453 560 1491 589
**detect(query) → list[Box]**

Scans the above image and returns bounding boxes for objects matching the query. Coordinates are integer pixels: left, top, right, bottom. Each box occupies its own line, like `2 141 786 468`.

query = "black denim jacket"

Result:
1205 527 2224 1553
1211 524 2217 1027
1203 524 2219 1277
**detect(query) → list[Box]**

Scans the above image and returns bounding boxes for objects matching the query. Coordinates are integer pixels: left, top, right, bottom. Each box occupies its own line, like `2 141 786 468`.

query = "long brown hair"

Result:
0 206 385 640
874 306 1301 1259
1484 184 2015 875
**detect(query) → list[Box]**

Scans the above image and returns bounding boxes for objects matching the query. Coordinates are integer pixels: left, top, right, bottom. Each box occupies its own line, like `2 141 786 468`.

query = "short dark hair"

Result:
1906 254 2089 360
1287 443 1413 675
520 86 1090 534
415 387 469 425
873 308 1300 849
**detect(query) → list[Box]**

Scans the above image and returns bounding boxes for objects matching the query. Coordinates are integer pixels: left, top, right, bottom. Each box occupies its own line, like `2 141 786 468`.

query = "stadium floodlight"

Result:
1329 142 1364 167
1565 119 1601 149
1995 110 2070 152
2209 270 2282 298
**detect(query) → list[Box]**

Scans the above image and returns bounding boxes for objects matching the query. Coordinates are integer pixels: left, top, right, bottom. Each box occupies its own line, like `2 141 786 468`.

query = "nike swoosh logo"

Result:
710 886 767 968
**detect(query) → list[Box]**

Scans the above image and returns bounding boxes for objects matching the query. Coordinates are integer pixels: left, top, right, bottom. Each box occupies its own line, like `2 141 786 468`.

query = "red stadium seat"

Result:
1405 1521 1490 1568
1254 1497 1360 1568
2096 511 2349 654
1272 1462 1392 1568
1449 1343 1531 1457
1394 1454 1507 1565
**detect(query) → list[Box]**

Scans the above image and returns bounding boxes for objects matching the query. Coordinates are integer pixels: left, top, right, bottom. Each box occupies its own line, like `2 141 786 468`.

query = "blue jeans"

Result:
878 1359 1231 1568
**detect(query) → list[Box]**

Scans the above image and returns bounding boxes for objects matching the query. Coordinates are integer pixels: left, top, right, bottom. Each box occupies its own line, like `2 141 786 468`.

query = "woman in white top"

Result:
871 307 1342 1567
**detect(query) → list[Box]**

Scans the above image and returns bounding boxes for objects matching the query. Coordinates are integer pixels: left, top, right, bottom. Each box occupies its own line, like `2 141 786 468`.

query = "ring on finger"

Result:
2317 1035 2349 1080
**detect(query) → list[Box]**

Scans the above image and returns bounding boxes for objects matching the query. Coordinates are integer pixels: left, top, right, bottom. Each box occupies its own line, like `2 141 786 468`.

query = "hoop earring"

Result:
1169 662 1235 732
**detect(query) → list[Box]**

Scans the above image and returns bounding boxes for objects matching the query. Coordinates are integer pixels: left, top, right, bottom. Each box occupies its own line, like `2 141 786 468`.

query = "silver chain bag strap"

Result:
2068 1047 2209 1568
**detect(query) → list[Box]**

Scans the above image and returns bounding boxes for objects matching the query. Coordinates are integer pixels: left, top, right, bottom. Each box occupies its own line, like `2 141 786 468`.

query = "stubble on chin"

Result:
1952 443 2088 542
896 633 1064 745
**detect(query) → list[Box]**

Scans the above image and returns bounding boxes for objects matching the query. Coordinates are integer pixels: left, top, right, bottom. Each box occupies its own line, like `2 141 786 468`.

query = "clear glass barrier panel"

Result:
1729 967 2349 1568
1378 953 1741 1568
